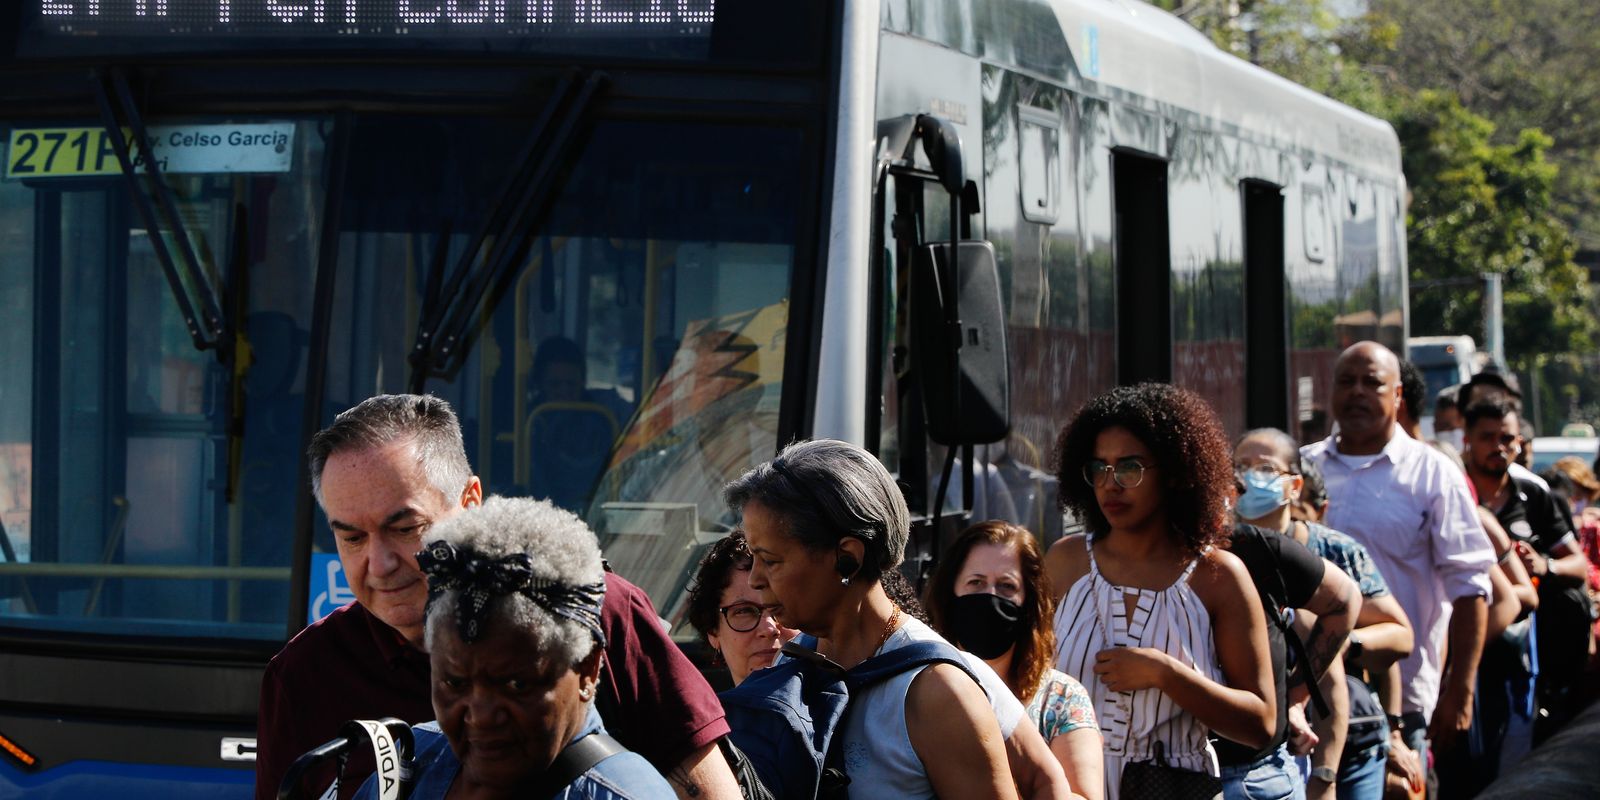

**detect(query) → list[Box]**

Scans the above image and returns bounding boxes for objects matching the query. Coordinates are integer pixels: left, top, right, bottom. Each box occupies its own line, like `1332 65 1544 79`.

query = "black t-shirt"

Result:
1495 476 1590 681
1215 523 1326 766
1494 475 1574 556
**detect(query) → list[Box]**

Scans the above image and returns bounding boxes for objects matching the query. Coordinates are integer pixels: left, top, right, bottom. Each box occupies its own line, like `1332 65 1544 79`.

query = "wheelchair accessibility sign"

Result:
309 553 356 625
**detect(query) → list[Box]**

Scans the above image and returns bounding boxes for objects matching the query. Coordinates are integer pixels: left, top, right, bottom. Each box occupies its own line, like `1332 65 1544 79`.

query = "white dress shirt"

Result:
1303 425 1495 721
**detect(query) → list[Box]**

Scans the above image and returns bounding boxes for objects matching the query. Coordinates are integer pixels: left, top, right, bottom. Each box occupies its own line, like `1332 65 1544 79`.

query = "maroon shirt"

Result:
255 572 729 799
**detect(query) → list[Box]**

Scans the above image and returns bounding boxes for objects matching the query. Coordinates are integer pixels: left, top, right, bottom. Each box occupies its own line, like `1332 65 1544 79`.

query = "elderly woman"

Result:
726 439 1075 800
686 532 800 686
356 496 673 799
926 521 1105 800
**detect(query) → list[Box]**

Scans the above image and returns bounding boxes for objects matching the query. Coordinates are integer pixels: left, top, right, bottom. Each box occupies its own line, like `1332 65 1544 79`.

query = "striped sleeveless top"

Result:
1053 536 1221 799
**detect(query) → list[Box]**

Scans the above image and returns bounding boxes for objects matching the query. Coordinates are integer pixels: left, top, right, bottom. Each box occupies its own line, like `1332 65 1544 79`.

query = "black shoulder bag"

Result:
533 732 628 798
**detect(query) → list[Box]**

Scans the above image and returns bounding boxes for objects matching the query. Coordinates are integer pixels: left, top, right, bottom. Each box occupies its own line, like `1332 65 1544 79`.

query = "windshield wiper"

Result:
92 66 228 355
408 69 608 392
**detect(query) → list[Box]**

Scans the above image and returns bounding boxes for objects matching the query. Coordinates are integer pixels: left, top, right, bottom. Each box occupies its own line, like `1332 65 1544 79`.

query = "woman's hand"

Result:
1092 646 1174 693
1284 700 1319 756
1386 732 1425 794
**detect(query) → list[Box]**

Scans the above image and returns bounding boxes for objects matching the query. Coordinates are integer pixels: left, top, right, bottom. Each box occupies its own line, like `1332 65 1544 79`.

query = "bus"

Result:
1408 334 1480 429
0 0 1407 795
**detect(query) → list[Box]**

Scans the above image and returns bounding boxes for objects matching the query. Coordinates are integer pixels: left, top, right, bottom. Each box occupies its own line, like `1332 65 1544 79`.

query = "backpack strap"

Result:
1273 524 1329 718
533 732 628 797
845 641 981 691
819 639 983 798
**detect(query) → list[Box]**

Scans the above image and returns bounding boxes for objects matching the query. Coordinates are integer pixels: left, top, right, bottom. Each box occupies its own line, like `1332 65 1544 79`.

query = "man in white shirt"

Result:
1300 342 1495 761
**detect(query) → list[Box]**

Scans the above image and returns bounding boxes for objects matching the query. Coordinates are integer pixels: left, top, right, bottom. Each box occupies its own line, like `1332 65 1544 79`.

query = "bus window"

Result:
319 116 807 636
0 118 328 640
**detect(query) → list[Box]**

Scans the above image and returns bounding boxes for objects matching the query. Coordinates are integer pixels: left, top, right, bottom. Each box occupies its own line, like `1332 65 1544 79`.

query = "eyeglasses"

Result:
1234 464 1293 484
1083 458 1156 489
719 602 780 633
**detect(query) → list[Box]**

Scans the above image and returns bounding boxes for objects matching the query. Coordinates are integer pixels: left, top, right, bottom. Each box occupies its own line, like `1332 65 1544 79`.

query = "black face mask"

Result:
946 592 1024 660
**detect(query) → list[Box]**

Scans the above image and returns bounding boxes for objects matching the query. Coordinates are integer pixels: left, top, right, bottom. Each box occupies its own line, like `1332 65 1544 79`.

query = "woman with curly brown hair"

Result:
686 531 800 687
1045 383 1275 799
927 520 1106 800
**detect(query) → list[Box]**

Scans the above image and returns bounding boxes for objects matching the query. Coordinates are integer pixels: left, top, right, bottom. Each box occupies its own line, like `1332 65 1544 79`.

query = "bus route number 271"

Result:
5 127 127 179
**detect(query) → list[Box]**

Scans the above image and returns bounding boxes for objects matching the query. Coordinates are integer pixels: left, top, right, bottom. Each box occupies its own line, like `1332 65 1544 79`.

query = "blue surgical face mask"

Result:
1236 471 1291 521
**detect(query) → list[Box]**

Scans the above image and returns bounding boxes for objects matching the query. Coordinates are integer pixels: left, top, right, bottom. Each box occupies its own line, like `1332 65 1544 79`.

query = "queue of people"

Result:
254 338 1600 800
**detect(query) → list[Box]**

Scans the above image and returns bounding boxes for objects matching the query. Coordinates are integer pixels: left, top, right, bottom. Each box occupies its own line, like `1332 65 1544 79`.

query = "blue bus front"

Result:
0 2 834 795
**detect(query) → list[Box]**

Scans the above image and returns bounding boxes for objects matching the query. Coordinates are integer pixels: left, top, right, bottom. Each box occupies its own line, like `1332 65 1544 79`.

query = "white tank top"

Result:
835 616 1023 799
1053 536 1222 800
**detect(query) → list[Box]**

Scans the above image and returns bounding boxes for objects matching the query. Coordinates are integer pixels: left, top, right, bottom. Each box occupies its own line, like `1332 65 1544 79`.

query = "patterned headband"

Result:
417 540 606 646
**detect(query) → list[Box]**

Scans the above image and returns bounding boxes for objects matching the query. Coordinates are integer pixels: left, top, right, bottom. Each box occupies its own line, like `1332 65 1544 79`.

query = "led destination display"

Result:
31 0 718 37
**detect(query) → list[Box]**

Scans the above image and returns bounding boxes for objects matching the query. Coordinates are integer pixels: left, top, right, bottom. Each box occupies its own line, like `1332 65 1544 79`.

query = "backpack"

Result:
719 633 980 800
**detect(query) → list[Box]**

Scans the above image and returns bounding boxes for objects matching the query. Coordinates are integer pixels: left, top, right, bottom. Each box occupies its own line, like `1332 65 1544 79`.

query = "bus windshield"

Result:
0 110 811 643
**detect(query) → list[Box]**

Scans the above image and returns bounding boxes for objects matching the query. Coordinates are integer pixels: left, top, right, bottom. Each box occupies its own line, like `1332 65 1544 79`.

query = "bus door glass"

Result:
0 118 328 640
320 114 808 638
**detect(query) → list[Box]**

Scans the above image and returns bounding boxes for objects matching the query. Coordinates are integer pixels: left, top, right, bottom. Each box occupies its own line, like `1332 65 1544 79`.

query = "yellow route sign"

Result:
6 123 296 180
6 127 125 179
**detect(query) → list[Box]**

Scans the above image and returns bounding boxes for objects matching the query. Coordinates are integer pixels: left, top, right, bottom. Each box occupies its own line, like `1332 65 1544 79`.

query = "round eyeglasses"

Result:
1083 458 1156 489
1234 464 1293 484
719 602 780 633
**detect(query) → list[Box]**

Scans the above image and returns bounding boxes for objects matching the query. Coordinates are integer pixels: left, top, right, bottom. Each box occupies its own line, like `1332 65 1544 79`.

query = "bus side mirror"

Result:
910 240 1010 446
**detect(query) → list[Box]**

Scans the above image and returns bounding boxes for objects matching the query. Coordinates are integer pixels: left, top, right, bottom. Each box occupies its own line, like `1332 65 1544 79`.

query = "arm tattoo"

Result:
1305 586 1354 681
668 764 704 798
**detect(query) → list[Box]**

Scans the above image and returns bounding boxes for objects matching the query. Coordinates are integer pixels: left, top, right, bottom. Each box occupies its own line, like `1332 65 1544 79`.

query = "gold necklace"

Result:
875 604 902 653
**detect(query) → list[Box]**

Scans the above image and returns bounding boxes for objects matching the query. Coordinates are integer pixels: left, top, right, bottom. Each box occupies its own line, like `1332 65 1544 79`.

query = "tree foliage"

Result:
1397 91 1594 360
1358 0 1600 249
1151 0 1599 425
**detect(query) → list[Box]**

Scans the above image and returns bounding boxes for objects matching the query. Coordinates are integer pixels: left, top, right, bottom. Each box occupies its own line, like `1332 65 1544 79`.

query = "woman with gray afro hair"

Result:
724 439 1062 799
355 496 672 800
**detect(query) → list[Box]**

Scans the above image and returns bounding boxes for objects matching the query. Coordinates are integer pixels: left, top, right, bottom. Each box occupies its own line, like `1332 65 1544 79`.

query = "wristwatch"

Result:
1309 766 1338 785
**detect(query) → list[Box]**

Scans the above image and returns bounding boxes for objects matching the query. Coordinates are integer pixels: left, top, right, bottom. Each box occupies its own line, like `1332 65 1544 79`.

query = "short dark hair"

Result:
1054 383 1234 556
1461 372 1523 413
1463 398 1517 430
307 394 472 504
724 439 909 581
1399 360 1426 422
533 336 585 384
1435 384 1460 415
1295 457 1329 519
685 532 754 644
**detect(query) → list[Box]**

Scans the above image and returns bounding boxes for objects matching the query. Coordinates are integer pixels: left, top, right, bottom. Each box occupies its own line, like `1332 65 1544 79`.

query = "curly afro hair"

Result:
1054 383 1235 556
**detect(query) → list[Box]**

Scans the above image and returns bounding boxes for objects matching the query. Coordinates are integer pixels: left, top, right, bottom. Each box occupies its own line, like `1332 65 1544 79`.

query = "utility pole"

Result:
1482 272 1505 369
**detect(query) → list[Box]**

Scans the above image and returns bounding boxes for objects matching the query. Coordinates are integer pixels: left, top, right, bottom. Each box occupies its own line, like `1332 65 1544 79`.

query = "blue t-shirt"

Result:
355 709 674 800
1304 521 1391 599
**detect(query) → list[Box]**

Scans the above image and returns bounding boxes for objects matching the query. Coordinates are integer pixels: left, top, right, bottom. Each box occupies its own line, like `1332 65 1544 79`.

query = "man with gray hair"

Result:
255 395 738 800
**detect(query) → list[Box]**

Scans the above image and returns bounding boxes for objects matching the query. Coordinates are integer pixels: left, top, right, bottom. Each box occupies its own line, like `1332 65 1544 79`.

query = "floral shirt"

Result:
1025 668 1097 741
1305 521 1391 599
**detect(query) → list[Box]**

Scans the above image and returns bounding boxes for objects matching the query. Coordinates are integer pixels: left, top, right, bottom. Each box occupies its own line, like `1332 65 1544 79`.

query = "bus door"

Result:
870 114 1011 586
1110 147 1172 385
